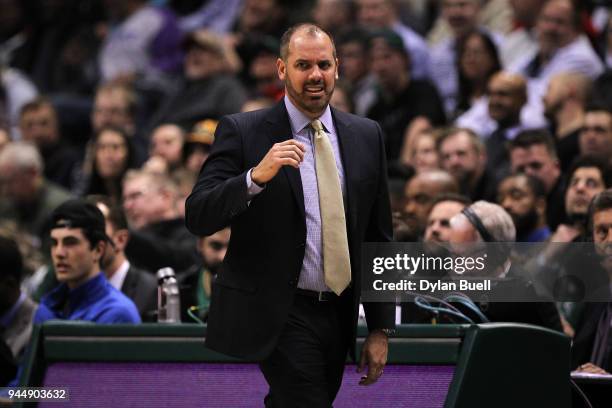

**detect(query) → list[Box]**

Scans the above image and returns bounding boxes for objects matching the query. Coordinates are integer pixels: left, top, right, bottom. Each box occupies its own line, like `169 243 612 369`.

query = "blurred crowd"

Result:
2 0 612 382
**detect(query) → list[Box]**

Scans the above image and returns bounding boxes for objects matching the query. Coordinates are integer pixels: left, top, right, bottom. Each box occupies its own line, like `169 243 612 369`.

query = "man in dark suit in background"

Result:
88 195 157 322
186 23 395 407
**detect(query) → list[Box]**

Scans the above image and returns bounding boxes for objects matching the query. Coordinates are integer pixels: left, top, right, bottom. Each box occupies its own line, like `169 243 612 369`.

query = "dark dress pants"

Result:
259 293 350 408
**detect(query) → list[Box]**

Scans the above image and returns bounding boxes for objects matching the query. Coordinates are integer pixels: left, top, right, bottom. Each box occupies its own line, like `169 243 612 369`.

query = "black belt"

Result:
295 288 337 301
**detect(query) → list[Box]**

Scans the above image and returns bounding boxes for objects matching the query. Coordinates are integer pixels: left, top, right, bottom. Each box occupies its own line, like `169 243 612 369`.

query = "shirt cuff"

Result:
246 168 265 198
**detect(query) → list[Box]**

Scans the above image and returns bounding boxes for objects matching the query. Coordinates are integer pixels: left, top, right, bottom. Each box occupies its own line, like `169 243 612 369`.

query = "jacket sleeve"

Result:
185 115 252 237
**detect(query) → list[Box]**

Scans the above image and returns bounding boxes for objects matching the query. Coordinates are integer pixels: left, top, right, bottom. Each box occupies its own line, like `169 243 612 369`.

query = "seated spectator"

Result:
18 97 79 190
509 129 565 229
367 29 445 167
145 123 186 174
500 0 544 68
438 127 496 202
454 30 501 119
402 170 459 239
77 127 138 204
183 119 218 173
572 190 612 374
122 170 198 273
312 0 353 38
579 104 612 164
424 194 471 245
401 128 441 174
448 201 562 330
497 173 551 242
36 199 140 323
179 227 230 323
356 0 431 80
329 80 353 114
148 30 246 132
508 0 603 101
0 236 37 361
0 141 72 242
89 195 157 322
542 72 592 172
336 27 377 117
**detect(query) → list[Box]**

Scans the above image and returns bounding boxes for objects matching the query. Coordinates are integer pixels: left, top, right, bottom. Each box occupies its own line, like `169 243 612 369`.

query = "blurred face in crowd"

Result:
369 39 409 92
497 175 543 236
185 45 224 80
92 89 132 134
330 86 351 113
403 176 436 234
338 41 369 83
580 111 612 159
150 124 184 168
442 0 480 37
95 129 128 179
97 202 128 272
510 144 560 193
198 228 230 275
425 200 466 243
0 161 40 203
313 0 352 32
19 104 59 147
460 33 497 83
122 176 173 229
439 131 482 185
357 0 394 27
50 226 103 289
412 132 439 173
239 0 281 33
277 28 338 119
487 73 526 126
566 167 605 218
593 207 612 271
536 0 576 56
510 0 546 26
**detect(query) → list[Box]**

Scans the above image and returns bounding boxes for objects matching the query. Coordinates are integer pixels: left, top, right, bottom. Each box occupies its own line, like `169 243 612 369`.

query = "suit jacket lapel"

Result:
332 108 358 236
121 267 136 297
265 101 305 218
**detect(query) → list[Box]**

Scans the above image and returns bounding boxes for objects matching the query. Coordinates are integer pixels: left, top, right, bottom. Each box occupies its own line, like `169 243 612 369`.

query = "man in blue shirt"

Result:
36 199 141 324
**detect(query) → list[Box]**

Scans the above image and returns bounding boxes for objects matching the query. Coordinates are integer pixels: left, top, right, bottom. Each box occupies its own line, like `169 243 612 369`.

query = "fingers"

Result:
359 362 385 386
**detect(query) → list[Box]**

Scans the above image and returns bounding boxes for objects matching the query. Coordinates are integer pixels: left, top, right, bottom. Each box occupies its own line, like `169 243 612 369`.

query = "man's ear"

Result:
114 229 129 251
93 240 106 263
335 57 339 79
535 197 547 218
277 58 286 81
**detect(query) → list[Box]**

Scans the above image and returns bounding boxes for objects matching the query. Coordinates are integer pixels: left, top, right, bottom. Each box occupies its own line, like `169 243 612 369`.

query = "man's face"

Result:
185 46 224 80
19 105 59 147
565 167 605 217
50 227 103 289
497 176 540 235
425 201 466 243
403 177 435 234
338 41 368 82
580 111 612 158
198 228 230 274
150 125 184 167
277 29 338 119
357 0 393 27
487 75 525 125
92 90 132 133
442 0 479 37
593 208 612 271
440 132 481 184
370 39 408 92
510 144 559 193
536 0 576 55
122 177 169 229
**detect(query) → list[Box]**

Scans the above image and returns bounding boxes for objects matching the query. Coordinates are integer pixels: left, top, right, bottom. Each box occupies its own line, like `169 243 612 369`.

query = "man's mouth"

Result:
304 84 325 96
55 263 70 272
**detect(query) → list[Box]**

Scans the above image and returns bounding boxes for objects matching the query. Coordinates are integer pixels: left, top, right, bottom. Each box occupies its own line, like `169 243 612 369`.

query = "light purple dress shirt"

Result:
246 97 347 292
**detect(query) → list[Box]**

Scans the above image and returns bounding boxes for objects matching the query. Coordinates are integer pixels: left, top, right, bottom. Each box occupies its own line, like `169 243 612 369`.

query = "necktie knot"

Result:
311 119 324 137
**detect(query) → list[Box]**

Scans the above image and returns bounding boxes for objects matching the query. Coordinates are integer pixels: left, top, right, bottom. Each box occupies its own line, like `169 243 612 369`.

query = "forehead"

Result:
287 31 334 61
50 226 86 241
98 130 124 144
430 201 465 218
585 111 612 125
442 132 474 151
406 177 431 194
23 105 54 119
500 176 530 192
205 228 230 243
594 208 612 225
571 167 602 181
541 0 572 17
488 75 520 91
153 126 182 141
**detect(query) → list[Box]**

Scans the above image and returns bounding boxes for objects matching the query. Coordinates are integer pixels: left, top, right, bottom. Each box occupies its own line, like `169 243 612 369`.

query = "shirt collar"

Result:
284 95 334 135
108 260 130 290
0 292 26 328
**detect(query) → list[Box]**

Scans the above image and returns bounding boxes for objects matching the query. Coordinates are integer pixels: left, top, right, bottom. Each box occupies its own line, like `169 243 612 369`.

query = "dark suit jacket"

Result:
121 265 158 322
572 302 612 371
186 101 395 360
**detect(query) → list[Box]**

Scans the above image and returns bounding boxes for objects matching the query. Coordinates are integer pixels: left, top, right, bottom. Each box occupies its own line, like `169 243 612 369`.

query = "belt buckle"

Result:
318 291 328 302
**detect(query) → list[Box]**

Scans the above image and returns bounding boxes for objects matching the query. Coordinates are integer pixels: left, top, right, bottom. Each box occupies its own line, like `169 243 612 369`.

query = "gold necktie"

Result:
312 119 351 295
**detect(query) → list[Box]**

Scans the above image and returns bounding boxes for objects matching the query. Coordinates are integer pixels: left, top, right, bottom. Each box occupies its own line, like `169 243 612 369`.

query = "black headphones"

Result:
461 207 496 242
